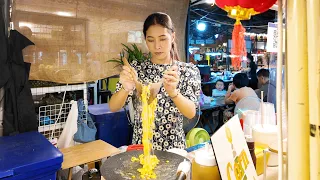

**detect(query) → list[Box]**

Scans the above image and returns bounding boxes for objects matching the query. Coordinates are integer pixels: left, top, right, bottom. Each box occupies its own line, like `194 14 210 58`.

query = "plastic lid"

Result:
186 128 210 148
252 124 277 134
194 143 216 166
245 135 254 142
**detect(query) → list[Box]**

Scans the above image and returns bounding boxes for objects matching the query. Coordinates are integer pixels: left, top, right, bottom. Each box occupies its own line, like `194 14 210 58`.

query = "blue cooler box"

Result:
88 103 132 148
0 131 63 180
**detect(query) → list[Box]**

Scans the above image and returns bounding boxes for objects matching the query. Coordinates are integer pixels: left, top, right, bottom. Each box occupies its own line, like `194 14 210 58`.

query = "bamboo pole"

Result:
287 0 310 179
306 0 320 179
276 0 284 179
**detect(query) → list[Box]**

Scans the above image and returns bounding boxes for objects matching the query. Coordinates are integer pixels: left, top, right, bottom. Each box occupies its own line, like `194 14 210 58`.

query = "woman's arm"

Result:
163 65 200 119
224 90 234 104
225 83 235 104
109 88 131 112
167 90 195 119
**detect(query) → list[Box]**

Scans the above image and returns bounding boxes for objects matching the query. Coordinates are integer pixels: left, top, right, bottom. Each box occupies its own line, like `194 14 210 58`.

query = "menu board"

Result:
211 115 258 180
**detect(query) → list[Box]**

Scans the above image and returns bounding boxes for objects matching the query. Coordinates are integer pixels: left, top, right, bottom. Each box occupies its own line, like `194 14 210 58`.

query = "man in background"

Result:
255 69 270 101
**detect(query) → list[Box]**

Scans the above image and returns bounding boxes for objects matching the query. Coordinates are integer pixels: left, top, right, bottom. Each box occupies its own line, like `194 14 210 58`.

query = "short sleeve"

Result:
181 64 201 108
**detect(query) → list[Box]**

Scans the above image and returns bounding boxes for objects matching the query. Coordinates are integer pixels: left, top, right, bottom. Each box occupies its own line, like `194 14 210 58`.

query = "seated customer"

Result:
255 69 270 101
225 73 258 105
212 79 227 97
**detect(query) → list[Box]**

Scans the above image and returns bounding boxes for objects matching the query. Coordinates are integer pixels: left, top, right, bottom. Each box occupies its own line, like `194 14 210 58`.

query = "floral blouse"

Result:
115 60 201 151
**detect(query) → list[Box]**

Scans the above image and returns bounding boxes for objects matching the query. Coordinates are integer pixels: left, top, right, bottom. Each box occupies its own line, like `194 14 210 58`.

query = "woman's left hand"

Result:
163 65 179 97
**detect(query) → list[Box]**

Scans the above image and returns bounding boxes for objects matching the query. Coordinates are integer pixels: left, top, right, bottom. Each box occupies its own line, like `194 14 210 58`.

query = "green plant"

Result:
107 43 151 66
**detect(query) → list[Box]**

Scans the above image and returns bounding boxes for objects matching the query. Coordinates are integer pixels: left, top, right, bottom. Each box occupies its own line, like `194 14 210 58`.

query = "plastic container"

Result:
245 136 256 168
0 131 63 180
88 103 132 148
252 124 278 166
191 143 220 180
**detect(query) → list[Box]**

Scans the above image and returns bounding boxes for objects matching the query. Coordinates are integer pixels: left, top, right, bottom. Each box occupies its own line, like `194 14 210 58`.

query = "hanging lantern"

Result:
215 0 277 69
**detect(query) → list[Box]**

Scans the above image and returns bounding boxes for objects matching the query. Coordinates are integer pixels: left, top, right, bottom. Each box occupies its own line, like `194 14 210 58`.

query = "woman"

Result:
109 12 201 151
224 73 257 105
243 53 258 90
223 73 258 121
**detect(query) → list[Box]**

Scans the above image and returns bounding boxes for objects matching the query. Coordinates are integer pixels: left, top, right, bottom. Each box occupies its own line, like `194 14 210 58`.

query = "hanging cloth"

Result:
0 27 38 135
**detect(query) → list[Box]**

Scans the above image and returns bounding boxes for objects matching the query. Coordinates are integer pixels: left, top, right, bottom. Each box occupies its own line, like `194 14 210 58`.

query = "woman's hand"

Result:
228 83 235 92
120 57 142 94
119 66 136 92
163 65 179 97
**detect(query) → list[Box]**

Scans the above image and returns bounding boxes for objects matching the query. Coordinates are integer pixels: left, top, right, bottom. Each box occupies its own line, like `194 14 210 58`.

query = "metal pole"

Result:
276 0 284 179
287 0 310 179
306 0 320 179
263 149 268 180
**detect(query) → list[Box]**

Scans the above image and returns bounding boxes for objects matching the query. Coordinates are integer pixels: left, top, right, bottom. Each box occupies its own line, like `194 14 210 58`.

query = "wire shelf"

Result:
38 102 87 140
31 84 87 95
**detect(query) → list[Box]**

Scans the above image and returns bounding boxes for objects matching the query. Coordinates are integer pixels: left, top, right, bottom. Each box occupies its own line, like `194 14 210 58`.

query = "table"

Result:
59 140 120 180
200 97 226 110
199 97 227 133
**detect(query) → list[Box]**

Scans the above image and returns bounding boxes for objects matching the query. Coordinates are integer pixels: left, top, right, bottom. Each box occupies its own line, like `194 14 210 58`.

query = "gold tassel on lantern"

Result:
224 6 258 70
231 19 247 70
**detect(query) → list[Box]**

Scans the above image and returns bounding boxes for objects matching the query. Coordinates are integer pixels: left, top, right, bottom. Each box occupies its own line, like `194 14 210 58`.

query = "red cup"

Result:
240 119 244 130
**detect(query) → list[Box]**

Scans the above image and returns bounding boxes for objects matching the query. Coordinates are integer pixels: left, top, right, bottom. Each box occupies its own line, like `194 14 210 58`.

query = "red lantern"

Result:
215 0 277 69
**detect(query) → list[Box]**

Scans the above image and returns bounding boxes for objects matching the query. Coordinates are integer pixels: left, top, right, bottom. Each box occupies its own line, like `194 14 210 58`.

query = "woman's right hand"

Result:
120 66 136 92
228 83 235 92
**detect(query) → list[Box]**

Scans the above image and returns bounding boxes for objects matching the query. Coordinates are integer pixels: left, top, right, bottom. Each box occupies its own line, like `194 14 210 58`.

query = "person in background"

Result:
224 73 258 105
189 52 198 65
247 53 258 90
255 69 272 102
212 79 226 97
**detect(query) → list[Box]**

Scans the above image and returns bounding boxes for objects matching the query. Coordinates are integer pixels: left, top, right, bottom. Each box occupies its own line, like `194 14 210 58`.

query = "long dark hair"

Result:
247 52 258 89
143 12 180 61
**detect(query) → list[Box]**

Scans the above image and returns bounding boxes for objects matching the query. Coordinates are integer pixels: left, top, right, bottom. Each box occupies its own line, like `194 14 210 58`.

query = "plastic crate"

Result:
88 103 132 148
0 131 63 180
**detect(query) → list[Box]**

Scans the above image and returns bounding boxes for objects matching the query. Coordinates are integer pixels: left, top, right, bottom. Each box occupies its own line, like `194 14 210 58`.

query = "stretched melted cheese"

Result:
137 85 159 179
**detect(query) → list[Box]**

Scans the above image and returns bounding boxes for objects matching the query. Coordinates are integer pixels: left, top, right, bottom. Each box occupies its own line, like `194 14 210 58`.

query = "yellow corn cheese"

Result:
134 85 160 179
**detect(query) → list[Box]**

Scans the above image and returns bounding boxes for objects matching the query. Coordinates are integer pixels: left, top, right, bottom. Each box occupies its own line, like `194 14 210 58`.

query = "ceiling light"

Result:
197 22 206 31
19 22 33 29
215 34 219 38
56 11 73 17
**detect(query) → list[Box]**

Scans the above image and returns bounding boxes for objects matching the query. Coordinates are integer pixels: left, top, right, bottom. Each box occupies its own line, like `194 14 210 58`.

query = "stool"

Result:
59 140 120 180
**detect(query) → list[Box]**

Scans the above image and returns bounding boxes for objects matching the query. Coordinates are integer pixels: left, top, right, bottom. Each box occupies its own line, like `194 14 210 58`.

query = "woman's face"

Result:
145 24 175 63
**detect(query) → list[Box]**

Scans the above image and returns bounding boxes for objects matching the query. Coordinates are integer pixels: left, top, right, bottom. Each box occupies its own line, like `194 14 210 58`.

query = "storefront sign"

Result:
266 22 277 52
267 22 285 52
206 39 214 44
196 40 205 44
211 115 258 180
